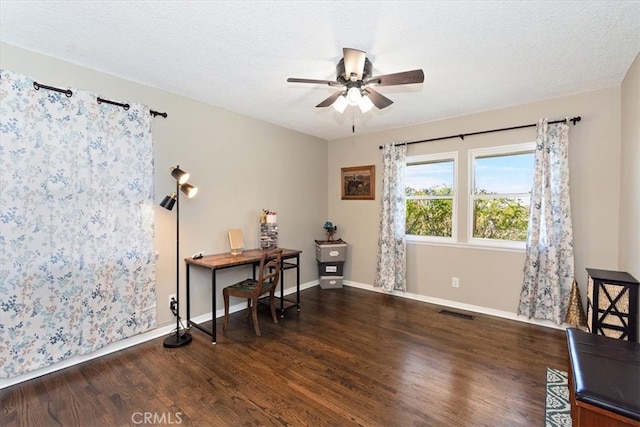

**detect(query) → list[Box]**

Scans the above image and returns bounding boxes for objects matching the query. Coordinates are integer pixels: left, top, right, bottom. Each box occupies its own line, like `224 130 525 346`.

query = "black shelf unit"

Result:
586 268 639 342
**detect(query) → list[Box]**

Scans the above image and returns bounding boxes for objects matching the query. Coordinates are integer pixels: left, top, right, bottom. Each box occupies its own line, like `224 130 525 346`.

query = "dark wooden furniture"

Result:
223 249 282 336
586 268 639 342
185 248 302 343
566 328 640 427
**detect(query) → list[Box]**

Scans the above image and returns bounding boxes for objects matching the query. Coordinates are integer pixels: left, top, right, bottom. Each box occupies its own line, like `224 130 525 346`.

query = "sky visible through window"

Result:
406 153 534 194
475 153 534 194
406 161 454 192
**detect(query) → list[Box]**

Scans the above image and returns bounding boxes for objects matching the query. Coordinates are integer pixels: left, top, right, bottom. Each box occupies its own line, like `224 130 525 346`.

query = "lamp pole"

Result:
163 165 193 348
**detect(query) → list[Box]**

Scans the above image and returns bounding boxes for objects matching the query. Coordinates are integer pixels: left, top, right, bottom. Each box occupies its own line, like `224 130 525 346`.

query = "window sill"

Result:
406 238 525 254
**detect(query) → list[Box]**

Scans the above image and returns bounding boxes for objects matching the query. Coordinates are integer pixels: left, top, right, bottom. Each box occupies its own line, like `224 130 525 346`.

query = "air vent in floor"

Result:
439 309 474 320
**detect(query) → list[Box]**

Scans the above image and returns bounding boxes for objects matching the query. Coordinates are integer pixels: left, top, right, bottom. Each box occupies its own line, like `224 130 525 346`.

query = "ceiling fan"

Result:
287 47 424 113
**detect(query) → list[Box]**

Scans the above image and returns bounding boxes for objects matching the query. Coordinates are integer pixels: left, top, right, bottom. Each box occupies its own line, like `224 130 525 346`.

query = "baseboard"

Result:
2 278 566 389
343 280 571 331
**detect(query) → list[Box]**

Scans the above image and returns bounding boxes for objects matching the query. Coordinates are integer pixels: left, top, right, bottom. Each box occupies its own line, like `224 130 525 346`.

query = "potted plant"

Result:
323 221 337 242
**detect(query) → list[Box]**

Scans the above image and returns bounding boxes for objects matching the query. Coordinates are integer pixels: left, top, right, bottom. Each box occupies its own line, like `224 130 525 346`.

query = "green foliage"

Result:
405 185 530 241
472 197 529 241
406 185 453 197
406 185 453 237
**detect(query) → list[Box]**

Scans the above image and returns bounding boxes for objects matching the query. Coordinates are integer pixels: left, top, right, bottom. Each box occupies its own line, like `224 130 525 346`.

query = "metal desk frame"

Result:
185 248 302 344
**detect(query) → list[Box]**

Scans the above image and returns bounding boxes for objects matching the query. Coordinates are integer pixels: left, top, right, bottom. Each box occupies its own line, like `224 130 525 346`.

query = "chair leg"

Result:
223 291 229 331
269 291 278 324
251 296 261 336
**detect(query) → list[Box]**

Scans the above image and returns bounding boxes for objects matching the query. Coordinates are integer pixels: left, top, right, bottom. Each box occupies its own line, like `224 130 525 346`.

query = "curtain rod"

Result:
378 116 581 149
33 81 168 118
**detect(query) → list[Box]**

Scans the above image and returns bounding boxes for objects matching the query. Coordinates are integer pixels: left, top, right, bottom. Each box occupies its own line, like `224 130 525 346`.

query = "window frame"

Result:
467 142 536 250
405 151 458 244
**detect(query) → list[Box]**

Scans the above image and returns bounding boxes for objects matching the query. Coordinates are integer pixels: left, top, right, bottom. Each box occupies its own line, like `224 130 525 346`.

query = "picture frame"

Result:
341 165 375 200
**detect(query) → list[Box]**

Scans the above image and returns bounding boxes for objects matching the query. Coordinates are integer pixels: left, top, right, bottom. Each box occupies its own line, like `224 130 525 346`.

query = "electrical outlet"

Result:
168 294 177 309
452 277 460 288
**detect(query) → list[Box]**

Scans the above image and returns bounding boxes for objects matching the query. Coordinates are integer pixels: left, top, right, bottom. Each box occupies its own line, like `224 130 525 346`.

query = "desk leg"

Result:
186 264 191 325
279 262 285 318
296 254 301 311
211 270 217 344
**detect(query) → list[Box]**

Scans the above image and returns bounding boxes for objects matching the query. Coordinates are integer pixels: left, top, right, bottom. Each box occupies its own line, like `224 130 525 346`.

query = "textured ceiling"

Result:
1 1 639 141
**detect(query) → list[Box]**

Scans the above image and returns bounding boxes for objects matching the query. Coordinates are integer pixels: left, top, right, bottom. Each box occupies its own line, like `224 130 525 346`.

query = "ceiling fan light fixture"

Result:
358 95 374 113
287 48 425 114
332 95 348 113
346 87 362 106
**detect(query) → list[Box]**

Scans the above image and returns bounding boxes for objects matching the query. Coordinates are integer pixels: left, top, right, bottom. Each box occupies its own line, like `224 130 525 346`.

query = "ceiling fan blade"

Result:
287 77 336 86
343 48 367 80
367 69 425 86
316 91 344 108
364 88 394 109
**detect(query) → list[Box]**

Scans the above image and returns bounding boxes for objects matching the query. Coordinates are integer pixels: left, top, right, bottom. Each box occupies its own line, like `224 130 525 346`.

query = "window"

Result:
468 143 535 247
405 152 457 242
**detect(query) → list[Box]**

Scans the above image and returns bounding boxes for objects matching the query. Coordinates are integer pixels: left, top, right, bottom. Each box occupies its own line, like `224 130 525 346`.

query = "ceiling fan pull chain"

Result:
352 110 355 133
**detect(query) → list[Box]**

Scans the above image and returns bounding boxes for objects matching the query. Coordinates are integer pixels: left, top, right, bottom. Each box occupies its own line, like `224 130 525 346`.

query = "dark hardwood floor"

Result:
1 286 569 426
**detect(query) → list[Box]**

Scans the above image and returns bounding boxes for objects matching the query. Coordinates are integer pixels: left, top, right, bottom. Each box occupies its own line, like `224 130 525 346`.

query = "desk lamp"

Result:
160 165 198 348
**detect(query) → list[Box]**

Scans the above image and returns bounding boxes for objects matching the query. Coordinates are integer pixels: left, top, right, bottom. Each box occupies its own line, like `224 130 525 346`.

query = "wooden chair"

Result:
222 248 282 336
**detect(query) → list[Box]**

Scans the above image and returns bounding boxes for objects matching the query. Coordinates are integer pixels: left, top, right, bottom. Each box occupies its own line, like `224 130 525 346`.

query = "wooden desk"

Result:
184 248 302 344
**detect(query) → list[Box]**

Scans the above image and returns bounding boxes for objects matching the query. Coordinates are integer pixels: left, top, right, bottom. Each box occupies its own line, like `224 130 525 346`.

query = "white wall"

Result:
0 42 328 328
619 53 640 335
619 53 640 280
328 87 625 315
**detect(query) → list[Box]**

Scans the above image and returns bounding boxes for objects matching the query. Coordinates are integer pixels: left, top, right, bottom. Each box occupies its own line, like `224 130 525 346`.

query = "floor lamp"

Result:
160 165 198 348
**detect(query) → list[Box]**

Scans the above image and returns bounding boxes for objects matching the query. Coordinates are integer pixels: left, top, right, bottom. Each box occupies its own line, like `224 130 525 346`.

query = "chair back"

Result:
257 249 282 294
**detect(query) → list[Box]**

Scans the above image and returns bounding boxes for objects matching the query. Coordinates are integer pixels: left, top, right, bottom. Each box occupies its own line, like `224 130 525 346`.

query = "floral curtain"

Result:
375 143 407 292
0 69 156 378
518 119 574 324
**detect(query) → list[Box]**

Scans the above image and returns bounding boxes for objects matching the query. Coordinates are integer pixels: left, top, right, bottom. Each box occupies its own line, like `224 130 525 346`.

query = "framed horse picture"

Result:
341 165 375 200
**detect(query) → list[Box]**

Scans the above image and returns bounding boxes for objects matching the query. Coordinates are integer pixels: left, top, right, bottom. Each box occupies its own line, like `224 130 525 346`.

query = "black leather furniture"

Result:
566 328 640 426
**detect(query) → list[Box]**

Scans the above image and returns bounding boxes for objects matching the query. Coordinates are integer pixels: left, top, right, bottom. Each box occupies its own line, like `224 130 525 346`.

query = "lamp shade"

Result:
358 95 374 113
346 87 362 106
180 183 198 198
171 167 190 185
160 193 177 210
332 95 348 113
